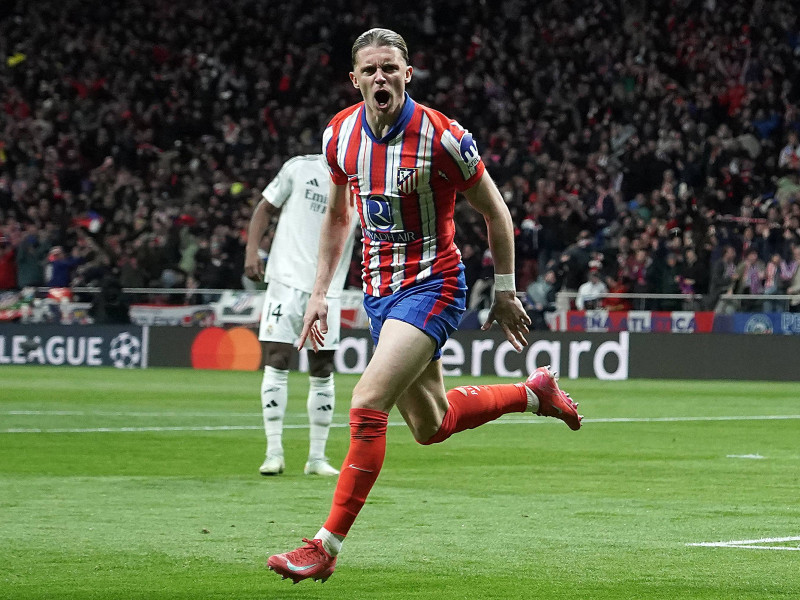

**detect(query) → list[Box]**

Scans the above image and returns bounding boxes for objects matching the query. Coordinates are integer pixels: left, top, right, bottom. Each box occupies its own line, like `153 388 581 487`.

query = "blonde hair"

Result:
351 28 409 67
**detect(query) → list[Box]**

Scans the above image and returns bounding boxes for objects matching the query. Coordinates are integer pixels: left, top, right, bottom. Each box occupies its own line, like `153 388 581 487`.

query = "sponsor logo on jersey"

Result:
396 167 419 194
459 132 480 169
367 230 417 242
364 195 394 231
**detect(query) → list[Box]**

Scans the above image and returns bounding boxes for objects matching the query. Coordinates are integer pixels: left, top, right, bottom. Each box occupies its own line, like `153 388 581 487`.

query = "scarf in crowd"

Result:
781 259 799 281
764 262 778 291
747 264 764 294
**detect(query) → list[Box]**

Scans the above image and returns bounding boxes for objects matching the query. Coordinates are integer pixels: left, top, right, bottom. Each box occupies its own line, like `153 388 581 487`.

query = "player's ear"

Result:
405 65 413 84
349 72 359 89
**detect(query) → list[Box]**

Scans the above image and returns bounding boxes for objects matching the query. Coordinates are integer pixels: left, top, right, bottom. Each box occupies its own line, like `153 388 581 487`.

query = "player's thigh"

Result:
395 359 449 443
258 281 305 345
351 318 437 412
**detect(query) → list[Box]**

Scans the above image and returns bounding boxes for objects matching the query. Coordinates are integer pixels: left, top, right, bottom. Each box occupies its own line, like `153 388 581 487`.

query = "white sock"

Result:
261 366 288 457
524 386 540 412
307 374 335 461
315 527 344 556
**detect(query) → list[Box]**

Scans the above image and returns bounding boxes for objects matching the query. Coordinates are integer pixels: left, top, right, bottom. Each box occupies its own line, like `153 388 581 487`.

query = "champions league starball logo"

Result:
109 332 142 368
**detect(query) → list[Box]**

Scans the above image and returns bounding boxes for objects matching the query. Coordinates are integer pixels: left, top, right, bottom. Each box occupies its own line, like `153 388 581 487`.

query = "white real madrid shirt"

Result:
262 154 355 298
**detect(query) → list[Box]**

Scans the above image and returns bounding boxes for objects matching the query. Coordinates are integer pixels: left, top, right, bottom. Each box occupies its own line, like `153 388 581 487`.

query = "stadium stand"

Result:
1 0 799 312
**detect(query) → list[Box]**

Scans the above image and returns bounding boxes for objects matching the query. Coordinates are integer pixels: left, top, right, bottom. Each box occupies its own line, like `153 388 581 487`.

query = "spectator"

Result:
678 247 708 309
576 266 608 310
732 248 765 312
15 228 51 288
786 245 800 313
89 275 131 324
0 237 17 290
653 253 683 311
526 269 557 330
763 253 784 313
602 274 633 312
778 132 800 172
46 246 85 288
709 246 739 314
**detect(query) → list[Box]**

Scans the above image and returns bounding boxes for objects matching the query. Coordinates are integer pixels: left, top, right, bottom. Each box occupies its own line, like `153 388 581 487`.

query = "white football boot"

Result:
304 458 340 476
259 455 285 476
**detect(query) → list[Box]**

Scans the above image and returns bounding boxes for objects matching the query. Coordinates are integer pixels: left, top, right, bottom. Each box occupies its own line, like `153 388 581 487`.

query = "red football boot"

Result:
525 366 582 431
268 538 336 584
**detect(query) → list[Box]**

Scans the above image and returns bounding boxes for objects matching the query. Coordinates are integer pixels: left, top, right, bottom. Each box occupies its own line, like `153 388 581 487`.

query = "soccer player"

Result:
244 154 356 477
267 29 582 583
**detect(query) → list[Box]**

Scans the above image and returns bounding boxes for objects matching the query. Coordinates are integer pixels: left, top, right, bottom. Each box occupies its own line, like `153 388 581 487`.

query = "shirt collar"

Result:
360 93 416 144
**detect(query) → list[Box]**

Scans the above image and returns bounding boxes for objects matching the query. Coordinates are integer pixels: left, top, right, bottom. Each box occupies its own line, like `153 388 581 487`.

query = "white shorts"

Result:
258 280 342 350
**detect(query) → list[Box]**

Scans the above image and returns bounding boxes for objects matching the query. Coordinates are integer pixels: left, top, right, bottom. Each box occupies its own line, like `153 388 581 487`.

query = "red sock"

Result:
421 383 528 445
322 408 388 537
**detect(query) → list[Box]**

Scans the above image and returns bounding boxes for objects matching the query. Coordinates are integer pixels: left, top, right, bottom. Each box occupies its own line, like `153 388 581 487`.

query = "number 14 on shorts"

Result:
265 302 283 323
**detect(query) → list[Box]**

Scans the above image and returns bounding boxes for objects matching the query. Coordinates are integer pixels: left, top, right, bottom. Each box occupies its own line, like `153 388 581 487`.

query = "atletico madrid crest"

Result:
396 167 419 194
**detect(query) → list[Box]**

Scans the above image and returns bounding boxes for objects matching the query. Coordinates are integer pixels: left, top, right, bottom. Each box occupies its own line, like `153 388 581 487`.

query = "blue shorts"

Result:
363 269 467 360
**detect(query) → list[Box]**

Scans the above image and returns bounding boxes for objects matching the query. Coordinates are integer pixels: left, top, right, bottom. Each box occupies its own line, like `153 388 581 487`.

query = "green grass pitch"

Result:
1 366 799 599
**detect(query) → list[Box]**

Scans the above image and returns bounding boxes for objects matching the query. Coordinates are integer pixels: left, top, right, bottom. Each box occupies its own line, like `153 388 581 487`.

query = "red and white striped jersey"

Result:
323 93 485 297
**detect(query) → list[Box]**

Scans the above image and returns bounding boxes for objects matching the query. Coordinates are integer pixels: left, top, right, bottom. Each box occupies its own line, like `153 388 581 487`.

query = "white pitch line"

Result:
2 425 264 434
3 410 263 417
583 415 800 423
3 414 800 434
687 537 800 551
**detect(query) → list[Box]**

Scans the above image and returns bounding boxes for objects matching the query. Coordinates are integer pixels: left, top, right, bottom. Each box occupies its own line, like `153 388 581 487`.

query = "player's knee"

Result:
308 352 334 378
351 386 392 412
263 344 291 371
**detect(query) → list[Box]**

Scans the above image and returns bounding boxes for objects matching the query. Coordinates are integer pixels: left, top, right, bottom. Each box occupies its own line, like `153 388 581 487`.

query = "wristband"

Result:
494 273 516 292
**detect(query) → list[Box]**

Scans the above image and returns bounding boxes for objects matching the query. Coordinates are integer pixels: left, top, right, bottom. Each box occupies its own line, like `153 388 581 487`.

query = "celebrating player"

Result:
245 154 356 477
267 28 582 583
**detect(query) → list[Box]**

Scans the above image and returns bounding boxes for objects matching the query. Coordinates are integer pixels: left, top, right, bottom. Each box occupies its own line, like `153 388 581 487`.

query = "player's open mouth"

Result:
374 89 391 108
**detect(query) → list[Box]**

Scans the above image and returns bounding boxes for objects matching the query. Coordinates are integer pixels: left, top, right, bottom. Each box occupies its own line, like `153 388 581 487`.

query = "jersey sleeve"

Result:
262 161 294 208
323 123 349 186
438 119 486 191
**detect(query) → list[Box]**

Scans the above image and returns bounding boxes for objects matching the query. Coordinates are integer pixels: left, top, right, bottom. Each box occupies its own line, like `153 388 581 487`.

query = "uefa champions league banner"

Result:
712 312 800 335
550 309 800 335
551 310 716 333
0 325 148 368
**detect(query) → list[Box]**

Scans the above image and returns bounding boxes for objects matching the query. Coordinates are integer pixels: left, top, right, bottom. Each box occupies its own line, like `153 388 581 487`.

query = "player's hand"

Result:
297 293 329 352
244 247 264 282
481 290 530 352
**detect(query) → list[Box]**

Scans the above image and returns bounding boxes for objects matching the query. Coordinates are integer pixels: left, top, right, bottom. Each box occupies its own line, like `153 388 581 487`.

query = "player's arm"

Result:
463 171 530 351
297 181 353 351
244 198 278 281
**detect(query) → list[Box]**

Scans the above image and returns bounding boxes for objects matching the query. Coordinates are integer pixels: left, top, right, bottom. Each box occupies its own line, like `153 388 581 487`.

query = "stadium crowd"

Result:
1 0 799 316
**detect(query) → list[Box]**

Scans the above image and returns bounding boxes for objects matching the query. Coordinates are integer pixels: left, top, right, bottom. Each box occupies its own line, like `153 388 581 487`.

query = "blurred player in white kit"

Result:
245 154 356 476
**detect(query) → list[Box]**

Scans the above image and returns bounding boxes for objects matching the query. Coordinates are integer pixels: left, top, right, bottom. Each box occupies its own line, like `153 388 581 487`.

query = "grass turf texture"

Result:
1 366 799 599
